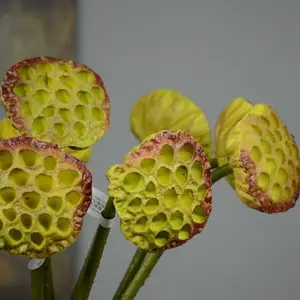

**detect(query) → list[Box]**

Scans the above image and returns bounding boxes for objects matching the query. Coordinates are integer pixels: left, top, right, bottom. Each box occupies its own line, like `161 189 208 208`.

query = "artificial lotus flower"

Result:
0 136 92 257
1 56 110 149
130 89 213 159
107 130 212 251
214 98 253 187
0 118 93 163
225 103 300 213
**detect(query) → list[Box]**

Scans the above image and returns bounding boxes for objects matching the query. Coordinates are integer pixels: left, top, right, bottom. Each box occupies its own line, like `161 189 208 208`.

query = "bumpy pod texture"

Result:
130 89 213 159
0 137 92 257
0 118 92 163
1 56 110 148
226 104 300 213
107 130 212 252
214 98 253 186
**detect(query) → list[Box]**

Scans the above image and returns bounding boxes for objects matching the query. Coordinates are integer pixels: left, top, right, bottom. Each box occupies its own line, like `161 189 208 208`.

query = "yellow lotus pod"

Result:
1 56 110 148
130 89 212 159
107 130 212 251
226 103 300 213
0 118 93 163
214 98 253 186
0 136 92 257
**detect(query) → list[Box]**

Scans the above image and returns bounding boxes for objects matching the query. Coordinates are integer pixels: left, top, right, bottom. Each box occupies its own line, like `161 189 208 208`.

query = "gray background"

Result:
76 0 300 299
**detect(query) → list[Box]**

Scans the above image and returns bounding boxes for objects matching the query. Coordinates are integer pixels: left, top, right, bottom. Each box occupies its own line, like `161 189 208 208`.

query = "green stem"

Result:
113 248 147 300
120 163 233 299
30 258 55 300
209 158 219 169
71 197 116 300
121 251 163 300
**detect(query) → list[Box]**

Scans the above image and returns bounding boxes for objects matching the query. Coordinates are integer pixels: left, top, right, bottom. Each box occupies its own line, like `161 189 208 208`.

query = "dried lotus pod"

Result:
1 56 110 148
226 103 300 213
107 130 212 251
0 118 93 163
0 136 92 257
130 89 213 159
214 98 253 187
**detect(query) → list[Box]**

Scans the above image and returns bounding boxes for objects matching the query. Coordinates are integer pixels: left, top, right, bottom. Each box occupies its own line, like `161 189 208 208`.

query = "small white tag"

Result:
28 258 45 270
87 187 115 228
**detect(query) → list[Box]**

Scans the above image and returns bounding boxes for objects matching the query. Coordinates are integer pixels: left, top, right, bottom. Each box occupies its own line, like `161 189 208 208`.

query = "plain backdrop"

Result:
76 0 300 299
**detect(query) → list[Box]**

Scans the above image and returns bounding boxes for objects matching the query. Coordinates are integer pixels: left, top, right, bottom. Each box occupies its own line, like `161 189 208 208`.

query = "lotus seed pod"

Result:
226 103 300 213
107 130 212 251
0 118 93 163
1 56 110 148
130 89 213 159
214 98 253 187
0 136 92 257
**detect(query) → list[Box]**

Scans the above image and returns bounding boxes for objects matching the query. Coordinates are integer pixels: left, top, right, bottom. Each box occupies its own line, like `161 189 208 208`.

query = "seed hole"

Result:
128 197 142 212
74 105 88 121
197 185 207 199
43 106 55 117
58 63 71 73
175 166 188 185
274 129 282 141
54 123 67 137
0 150 13 170
257 172 270 190
20 214 33 230
140 158 156 174
0 219 3 231
178 224 192 240
278 168 288 184
164 188 178 208
13 83 32 97
3 208 17 222
9 229 23 242
19 150 38 167
47 196 63 212
59 108 73 122
36 62 53 74
32 117 48 135
56 89 72 103
43 156 57 170
192 205 206 223
77 71 94 83
31 232 44 246
38 213 52 231
58 169 80 186
271 183 282 202
250 146 262 163
134 216 148 233
21 101 33 116
154 230 170 247
180 189 194 209
170 211 184 230
92 107 104 121
157 167 171 186
32 89 51 105
57 218 71 233
18 66 35 80
266 131 276 143
22 191 41 209
251 124 263 136
144 198 159 214
158 144 174 164
145 182 156 196
150 213 167 231
36 173 53 192
73 122 87 137
9 168 30 186
91 87 105 100
66 191 82 206
179 143 194 162
191 161 203 183
261 139 271 154
266 158 276 174
123 172 145 192
275 148 285 164
60 75 76 88
77 91 93 104
0 187 16 204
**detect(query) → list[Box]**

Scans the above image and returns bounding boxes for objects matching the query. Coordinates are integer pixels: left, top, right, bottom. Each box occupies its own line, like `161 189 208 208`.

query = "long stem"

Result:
121 251 163 300
71 197 116 300
30 257 55 300
210 158 219 169
113 248 147 300
120 163 233 299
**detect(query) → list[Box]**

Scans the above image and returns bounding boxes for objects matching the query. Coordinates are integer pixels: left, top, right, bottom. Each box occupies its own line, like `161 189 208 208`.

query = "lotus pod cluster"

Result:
130 89 213 159
0 136 92 258
215 100 300 213
107 130 212 252
1 56 110 159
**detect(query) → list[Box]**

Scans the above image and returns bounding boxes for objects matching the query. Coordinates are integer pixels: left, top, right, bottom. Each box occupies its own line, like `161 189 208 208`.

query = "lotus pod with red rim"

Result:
226 103 300 213
0 136 92 257
1 56 110 149
107 130 212 252
214 98 254 187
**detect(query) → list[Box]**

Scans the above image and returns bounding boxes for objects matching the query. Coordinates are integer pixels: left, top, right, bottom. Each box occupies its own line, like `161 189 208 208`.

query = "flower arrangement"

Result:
0 57 299 300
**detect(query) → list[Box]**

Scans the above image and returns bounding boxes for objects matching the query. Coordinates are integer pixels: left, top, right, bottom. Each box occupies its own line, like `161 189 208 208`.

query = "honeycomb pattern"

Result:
107 130 212 251
130 89 213 159
1 56 110 148
0 136 92 258
0 118 93 163
214 98 254 187
226 103 300 213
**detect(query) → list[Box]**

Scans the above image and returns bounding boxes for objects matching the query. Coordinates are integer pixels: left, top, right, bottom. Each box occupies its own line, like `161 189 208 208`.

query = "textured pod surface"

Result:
214 98 253 186
226 104 300 213
107 130 212 251
1 56 110 148
130 89 212 159
0 136 92 257
0 118 93 163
